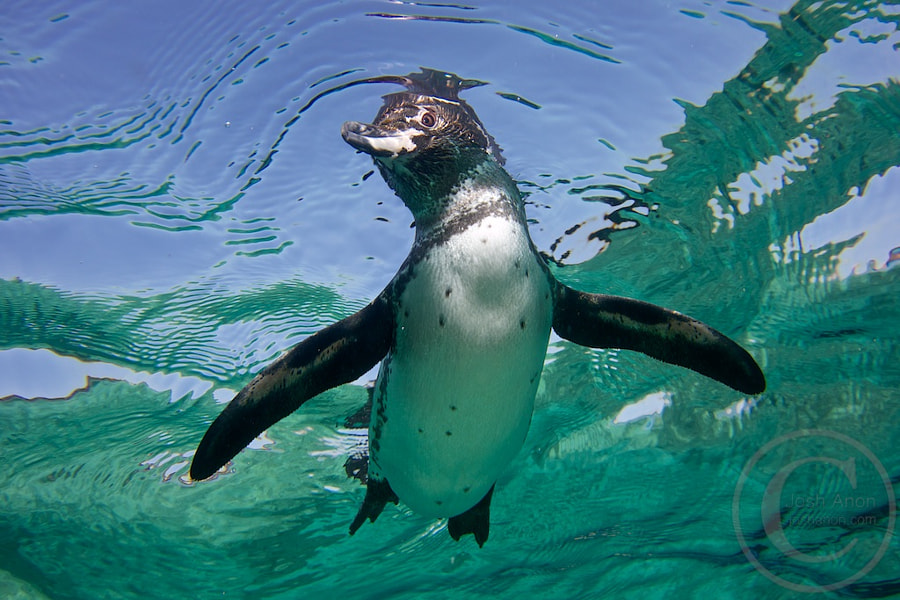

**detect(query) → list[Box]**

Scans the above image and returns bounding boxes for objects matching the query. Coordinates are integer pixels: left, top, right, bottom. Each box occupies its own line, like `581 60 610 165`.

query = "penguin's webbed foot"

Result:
349 476 398 535
447 485 494 547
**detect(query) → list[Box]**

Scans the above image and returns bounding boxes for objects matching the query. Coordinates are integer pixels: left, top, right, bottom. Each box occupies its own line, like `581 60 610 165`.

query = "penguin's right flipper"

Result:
190 293 394 481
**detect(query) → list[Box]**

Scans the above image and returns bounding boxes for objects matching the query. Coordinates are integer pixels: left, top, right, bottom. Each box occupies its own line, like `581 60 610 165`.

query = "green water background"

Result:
1 1 899 598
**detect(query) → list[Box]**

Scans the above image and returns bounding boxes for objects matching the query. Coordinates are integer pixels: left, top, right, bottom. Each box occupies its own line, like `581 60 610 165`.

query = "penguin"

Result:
190 68 765 547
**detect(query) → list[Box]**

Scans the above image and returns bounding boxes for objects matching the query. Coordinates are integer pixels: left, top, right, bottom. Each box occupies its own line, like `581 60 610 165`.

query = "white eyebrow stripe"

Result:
427 96 461 107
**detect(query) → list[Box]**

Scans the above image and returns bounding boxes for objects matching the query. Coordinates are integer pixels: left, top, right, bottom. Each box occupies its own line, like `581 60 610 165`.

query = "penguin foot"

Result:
447 485 494 547
349 476 398 535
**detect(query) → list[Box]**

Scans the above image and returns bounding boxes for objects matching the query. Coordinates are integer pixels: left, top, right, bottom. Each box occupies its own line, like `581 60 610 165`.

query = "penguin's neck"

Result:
410 155 525 244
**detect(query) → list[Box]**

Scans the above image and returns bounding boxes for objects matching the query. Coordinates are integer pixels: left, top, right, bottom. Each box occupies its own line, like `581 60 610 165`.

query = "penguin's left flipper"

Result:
447 485 494 547
552 284 765 395
190 294 394 481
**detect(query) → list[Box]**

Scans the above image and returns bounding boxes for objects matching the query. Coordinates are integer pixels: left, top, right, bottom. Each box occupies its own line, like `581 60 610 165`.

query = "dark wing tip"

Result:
188 456 215 482
189 427 229 481
686 330 766 395
188 464 211 482
709 327 766 395
738 354 766 395
188 408 256 481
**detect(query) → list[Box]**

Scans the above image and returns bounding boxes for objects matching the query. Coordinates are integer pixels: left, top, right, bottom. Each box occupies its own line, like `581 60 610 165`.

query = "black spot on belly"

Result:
520 319 526 330
418 428 424 434
445 287 452 297
445 430 452 436
404 309 410 318
439 315 446 327
436 500 443 506
450 405 457 411
463 486 471 493
525 268 530 278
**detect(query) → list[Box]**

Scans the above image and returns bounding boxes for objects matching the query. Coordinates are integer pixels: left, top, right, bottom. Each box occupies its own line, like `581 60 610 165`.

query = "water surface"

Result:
1 1 899 598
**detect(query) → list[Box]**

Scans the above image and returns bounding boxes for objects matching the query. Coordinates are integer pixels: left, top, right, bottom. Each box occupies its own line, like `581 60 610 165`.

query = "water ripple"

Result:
0 275 366 388
365 11 620 63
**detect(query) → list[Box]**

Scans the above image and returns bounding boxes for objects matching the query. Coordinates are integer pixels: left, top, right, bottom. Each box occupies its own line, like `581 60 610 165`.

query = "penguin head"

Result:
341 69 504 219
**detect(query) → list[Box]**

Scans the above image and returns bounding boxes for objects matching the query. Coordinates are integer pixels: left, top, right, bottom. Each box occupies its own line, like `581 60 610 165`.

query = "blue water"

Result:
1 1 899 598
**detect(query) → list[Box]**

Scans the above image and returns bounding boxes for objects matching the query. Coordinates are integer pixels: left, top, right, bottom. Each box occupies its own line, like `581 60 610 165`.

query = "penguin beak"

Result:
341 121 419 158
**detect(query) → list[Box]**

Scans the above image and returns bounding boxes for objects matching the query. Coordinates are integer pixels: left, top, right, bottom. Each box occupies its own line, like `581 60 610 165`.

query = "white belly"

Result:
370 215 553 518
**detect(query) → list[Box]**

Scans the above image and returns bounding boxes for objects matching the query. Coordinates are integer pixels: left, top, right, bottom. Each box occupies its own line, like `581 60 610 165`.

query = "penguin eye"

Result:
420 111 437 128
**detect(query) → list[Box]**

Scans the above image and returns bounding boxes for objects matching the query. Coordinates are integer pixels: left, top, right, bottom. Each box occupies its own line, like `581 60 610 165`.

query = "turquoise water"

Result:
1 1 899 598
